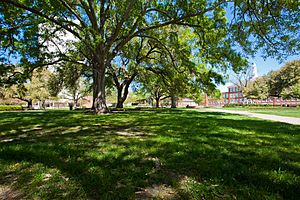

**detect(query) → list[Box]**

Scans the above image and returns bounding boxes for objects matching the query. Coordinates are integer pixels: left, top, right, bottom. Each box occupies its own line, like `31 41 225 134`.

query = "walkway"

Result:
205 109 300 125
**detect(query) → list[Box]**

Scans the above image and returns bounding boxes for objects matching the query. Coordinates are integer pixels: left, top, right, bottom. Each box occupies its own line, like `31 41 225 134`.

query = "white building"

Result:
250 62 258 81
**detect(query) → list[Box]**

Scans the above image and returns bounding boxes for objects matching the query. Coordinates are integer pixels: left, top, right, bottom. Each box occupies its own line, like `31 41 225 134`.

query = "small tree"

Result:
136 71 168 108
48 63 91 107
243 75 271 100
231 63 256 92
1 69 51 108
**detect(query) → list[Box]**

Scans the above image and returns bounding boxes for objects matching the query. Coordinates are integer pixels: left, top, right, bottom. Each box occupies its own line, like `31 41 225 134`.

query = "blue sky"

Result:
252 55 300 76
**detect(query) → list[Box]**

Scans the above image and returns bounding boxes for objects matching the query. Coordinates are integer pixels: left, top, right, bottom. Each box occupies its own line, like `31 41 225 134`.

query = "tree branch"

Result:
113 0 229 55
107 0 135 47
87 0 99 29
58 0 87 28
4 0 82 40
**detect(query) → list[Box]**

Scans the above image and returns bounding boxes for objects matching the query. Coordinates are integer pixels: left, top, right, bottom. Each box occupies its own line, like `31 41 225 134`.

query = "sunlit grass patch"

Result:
218 107 300 118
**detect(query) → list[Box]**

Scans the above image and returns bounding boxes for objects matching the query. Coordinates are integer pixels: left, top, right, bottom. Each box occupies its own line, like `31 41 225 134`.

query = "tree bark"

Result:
41 100 46 109
74 98 79 108
92 73 96 110
155 97 160 108
27 99 33 109
116 100 124 108
92 61 108 113
171 95 177 108
115 73 137 109
116 86 125 108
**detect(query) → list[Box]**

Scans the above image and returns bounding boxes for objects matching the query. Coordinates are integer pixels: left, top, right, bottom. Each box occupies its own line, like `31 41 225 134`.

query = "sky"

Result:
252 55 300 76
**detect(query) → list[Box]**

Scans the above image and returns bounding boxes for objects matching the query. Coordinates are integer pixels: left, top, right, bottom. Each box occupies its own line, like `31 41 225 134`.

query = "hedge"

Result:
223 104 299 108
0 105 23 111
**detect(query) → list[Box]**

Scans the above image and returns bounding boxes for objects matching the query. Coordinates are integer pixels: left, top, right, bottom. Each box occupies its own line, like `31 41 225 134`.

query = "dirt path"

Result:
205 109 300 125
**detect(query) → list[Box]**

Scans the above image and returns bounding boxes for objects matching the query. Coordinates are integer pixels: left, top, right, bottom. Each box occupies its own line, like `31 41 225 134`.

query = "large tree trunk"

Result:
41 100 46 109
171 95 177 108
115 73 136 109
155 97 160 108
27 99 33 109
93 64 108 113
74 98 79 108
92 73 96 110
116 100 124 108
116 86 125 108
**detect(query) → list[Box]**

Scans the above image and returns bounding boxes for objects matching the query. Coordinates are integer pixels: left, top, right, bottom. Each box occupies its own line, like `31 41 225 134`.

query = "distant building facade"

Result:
223 86 244 104
205 85 300 107
177 98 199 107
205 62 300 107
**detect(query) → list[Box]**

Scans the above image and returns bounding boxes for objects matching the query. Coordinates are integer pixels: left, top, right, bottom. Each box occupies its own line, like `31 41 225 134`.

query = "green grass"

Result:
0 109 299 199
221 107 300 118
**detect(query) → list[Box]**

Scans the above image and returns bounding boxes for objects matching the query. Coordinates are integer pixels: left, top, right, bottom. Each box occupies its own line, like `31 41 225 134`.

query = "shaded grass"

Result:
0 109 299 199
220 107 300 118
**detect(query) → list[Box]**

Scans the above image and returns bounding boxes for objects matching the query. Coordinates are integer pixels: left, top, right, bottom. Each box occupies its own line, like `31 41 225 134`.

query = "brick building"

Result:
223 86 243 104
205 85 300 107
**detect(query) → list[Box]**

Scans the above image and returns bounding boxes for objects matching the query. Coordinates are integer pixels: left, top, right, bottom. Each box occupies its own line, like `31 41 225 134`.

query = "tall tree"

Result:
1 1 299 113
269 59 300 98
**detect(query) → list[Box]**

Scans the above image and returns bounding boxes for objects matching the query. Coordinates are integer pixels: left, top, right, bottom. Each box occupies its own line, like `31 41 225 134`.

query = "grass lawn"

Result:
0 109 299 199
221 107 300 118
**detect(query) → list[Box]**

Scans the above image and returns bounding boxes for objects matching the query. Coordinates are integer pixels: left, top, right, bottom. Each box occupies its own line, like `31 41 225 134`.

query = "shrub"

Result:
0 105 23 111
222 104 298 109
223 104 242 107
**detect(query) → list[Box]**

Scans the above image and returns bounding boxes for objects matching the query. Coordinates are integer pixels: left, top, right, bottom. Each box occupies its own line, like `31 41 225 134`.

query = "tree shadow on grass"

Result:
0 110 299 199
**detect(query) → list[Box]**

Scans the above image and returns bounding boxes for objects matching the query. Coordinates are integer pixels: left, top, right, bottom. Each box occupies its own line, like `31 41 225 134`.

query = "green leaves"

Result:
244 75 270 99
